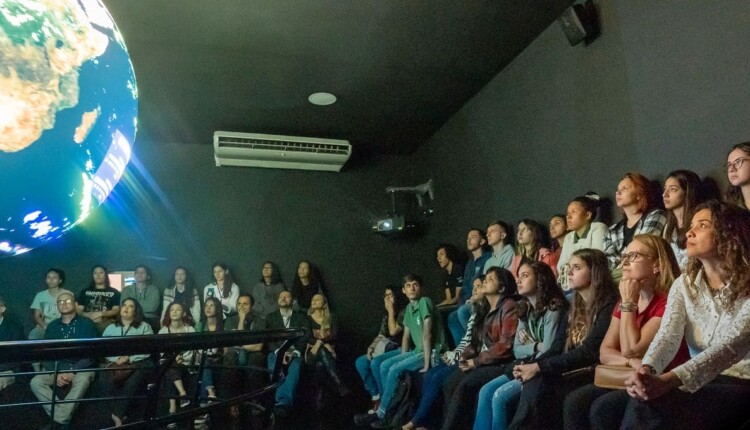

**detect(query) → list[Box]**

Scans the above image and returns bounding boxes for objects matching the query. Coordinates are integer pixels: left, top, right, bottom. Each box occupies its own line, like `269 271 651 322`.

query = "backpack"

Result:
383 370 421 428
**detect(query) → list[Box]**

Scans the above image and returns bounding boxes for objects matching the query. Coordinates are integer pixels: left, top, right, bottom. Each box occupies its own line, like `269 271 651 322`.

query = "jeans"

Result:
267 352 302 406
376 351 424 418
474 375 521 430
448 303 472 346
411 363 456 426
355 349 400 397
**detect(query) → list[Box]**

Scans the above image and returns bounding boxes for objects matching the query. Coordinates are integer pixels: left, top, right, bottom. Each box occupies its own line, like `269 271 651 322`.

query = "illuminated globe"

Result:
0 0 137 256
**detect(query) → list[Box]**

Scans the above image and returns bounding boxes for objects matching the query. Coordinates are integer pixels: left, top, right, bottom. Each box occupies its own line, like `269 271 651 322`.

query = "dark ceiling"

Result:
102 0 573 158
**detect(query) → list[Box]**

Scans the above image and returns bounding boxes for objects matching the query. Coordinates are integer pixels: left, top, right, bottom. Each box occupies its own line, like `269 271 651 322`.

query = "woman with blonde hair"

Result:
563 235 690 429
307 294 349 396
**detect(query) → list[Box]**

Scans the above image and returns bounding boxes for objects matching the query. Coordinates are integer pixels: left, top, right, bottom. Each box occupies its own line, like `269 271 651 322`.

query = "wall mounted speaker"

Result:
558 0 600 46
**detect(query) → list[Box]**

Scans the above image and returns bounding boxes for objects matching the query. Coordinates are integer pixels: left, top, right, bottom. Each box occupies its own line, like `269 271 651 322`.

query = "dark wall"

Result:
0 142 431 356
2 0 748 370
402 0 750 280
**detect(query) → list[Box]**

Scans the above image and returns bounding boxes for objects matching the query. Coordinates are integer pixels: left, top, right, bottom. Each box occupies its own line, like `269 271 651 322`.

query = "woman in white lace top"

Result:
622 200 750 429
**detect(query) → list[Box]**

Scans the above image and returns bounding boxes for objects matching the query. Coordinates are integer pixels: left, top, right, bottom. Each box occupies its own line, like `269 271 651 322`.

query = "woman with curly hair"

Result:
622 200 750 429
507 249 618 430
726 142 750 209
473 261 569 430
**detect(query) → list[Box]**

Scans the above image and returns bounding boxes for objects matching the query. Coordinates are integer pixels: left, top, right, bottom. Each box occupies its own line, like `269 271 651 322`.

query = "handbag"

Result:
594 364 633 389
372 338 397 357
106 361 136 384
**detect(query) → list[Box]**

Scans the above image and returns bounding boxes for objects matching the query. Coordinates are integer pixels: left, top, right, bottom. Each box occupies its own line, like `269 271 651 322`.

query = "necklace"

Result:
59 319 77 339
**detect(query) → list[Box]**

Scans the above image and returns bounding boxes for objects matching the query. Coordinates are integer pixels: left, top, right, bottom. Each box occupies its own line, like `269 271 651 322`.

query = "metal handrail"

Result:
0 328 307 429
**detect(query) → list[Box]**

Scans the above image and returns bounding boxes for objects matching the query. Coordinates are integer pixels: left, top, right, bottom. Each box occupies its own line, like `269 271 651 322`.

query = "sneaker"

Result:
354 412 378 426
180 398 191 408
194 414 209 425
367 399 381 414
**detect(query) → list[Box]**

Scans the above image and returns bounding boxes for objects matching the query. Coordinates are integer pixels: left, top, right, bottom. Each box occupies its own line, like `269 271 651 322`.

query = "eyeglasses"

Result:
726 157 750 171
620 251 656 263
56 298 74 305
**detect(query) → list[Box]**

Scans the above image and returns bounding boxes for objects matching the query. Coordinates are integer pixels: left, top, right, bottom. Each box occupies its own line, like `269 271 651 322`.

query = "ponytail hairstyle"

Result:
662 170 705 249
566 249 617 350
569 192 602 223
726 142 750 209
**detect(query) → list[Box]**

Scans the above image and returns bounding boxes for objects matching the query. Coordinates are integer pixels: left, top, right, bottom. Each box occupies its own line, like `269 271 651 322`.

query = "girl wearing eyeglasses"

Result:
506 248 617 430
726 142 750 210
620 200 750 429
563 235 689 429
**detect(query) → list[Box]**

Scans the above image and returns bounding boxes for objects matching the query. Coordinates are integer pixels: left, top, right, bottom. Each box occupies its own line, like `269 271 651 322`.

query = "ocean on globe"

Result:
0 0 138 256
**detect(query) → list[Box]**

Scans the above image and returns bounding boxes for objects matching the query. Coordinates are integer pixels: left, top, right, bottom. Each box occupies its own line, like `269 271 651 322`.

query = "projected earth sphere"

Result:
0 0 137 256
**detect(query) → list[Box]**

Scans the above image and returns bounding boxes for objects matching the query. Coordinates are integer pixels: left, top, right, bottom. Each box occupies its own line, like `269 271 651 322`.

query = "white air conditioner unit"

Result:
213 131 351 172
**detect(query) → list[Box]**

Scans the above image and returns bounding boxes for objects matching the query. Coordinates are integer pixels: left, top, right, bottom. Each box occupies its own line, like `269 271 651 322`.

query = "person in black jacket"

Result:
507 249 617 430
266 290 310 416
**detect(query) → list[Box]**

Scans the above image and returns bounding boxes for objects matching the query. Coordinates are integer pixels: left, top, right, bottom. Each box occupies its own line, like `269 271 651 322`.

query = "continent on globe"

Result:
0 0 109 152
74 108 100 144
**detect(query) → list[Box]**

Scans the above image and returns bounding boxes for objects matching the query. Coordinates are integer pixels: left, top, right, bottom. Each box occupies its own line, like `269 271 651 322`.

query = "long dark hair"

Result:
663 170 704 249
89 265 111 289
686 200 750 311
170 266 197 308
292 260 323 290
726 142 750 208
116 298 145 328
567 249 617 349
516 261 568 321
515 219 549 260
259 261 283 285
435 243 466 267
201 297 225 331
471 267 517 349
162 302 195 328
384 285 407 316
211 262 234 299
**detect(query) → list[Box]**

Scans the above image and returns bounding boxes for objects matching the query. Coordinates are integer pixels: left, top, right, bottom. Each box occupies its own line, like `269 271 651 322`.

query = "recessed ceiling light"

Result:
308 92 337 106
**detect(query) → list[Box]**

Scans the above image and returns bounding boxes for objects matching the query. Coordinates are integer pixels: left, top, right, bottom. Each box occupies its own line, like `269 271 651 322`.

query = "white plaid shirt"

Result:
603 209 666 268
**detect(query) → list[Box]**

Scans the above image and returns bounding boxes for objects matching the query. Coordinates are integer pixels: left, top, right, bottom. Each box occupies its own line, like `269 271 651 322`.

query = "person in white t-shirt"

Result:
29 268 72 340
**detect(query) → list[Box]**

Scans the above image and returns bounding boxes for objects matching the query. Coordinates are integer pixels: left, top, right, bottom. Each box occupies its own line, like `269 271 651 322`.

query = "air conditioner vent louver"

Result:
213 131 351 172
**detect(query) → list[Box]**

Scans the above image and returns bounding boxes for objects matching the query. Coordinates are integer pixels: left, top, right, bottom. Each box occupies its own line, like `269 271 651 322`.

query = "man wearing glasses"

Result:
30 291 98 429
